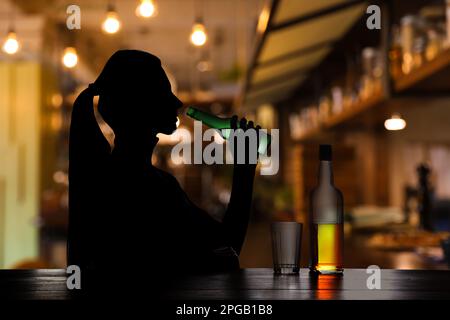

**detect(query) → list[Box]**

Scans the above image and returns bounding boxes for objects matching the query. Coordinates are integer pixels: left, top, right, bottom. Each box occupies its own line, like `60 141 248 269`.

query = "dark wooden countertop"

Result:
1 268 450 300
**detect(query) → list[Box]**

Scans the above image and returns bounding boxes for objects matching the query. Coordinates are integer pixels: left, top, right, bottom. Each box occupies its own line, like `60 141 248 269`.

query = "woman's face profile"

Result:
149 72 183 135
99 66 183 140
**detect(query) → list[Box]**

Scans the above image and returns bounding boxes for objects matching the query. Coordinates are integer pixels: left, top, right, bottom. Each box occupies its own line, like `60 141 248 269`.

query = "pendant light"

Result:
2 28 20 55
102 2 121 34
136 0 157 18
384 113 406 131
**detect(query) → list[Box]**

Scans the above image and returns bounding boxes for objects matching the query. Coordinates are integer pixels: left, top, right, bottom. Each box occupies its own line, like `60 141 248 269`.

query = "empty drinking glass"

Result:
271 222 303 275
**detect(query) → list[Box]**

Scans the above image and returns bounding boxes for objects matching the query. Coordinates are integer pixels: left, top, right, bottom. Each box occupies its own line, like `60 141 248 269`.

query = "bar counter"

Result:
1 268 450 300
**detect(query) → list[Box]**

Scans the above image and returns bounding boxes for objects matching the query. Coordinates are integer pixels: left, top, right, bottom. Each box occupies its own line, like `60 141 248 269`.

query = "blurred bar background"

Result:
0 0 449 270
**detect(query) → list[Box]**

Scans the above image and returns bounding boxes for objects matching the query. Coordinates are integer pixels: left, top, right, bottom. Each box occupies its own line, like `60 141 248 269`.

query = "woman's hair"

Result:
95 50 165 132
67 50 165 267
67 82 110 267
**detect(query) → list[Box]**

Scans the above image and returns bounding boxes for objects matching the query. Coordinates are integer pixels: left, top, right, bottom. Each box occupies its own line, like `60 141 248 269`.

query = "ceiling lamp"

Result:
384 113 406 131
62 47 78 68
190 18 207 47
136 0 156 18
102 3 121 34
2 29 20 55
257 6 270 33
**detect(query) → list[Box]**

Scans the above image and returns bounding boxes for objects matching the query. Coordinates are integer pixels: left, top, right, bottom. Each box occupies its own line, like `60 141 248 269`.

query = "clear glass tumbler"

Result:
271 222 302 275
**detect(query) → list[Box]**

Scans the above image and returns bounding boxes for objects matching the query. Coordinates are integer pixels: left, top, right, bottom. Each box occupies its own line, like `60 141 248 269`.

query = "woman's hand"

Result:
223 116 260 255
230 115 261 170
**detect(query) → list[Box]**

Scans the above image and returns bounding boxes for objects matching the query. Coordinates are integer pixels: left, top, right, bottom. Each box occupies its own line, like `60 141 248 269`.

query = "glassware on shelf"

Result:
412 36 425 69
390 25 403 78
446 0 450 47
331 86 343 115
288 112 303 139
318 95 331 122
362 47 376 76
343 87 358 110
308 105 319 128
401 15 415 74
343 91 352 110
425 28 441 61
359 75 372 101
361 47 383 97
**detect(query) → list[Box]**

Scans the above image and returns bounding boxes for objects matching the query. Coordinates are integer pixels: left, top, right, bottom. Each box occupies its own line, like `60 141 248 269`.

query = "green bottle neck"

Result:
186 107 233 129
186 106 271 154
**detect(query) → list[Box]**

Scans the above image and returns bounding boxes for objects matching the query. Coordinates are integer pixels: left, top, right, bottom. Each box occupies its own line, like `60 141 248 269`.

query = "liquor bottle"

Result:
186 106 271 154
389 25 403 79
310 144 344 274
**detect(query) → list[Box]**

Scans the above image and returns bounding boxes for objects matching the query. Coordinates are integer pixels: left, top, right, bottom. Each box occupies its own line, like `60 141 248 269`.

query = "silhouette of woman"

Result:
68 50 257 281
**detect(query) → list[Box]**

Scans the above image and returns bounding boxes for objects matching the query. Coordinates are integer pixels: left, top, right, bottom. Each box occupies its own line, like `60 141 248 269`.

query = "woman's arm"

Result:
222 117 258 255
222 165 256 255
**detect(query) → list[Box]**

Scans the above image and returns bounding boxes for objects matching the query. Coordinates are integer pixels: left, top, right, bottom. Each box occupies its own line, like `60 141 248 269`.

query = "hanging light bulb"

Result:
102 4 121 34
62 47 78 68
136 0 156 18
257 6 270 33
190 18 207 47
384 113 406 131
2 30 20 55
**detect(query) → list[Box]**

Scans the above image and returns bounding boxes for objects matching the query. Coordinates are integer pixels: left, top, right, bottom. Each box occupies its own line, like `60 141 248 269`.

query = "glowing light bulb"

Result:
2 31 19 55
384 113 406 131
190 22 207 47
102 10 121 34
62 47 78 68
257 6 270 33
136 0 156 18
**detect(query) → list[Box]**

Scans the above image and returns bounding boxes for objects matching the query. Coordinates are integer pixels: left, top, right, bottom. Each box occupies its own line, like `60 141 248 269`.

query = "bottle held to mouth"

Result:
186 106 271 155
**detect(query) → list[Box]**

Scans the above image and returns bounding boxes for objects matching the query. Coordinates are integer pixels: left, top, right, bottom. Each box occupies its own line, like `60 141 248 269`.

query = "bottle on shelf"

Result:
400 15 415 74
389 24 403 78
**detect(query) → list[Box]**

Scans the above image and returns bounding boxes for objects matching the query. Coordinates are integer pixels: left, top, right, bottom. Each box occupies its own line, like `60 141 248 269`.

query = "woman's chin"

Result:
158 125 177 135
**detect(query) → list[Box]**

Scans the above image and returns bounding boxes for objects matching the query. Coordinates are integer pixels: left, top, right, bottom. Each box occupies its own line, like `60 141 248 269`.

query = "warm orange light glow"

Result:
315 274 342 300
136 0 156 18
102 10 121 34
2 31 20 55
257 6 270 33
190 23 207 46
62 47 78 68
384 113 406 131
51 93 63 109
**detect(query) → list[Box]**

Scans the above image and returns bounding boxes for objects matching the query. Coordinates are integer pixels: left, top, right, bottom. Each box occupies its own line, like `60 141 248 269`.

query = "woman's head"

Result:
94 50 183 140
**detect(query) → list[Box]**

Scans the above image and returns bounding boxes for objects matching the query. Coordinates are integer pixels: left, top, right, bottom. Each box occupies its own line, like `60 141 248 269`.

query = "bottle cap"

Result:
319 144 332 161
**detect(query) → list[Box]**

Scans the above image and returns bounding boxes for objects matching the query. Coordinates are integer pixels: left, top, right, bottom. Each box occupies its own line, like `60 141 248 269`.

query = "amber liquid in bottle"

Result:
310 145 344 275
310 224 344 273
